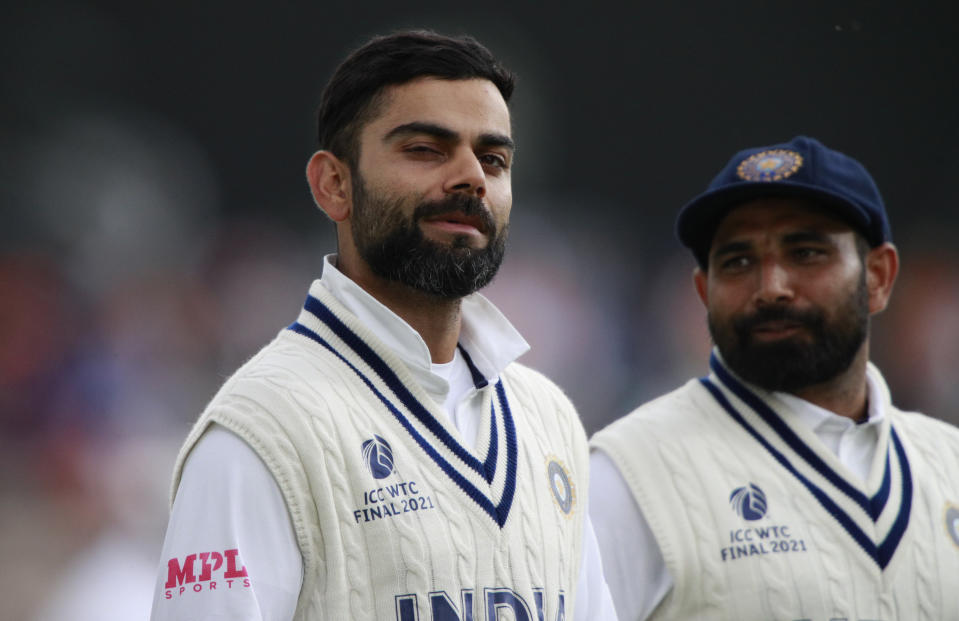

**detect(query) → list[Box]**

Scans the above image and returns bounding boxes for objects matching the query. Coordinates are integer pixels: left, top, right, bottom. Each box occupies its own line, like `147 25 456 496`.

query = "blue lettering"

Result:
396 594 418 621
429 589 474 621
532 588 566 621
397 588 564 621
486 588 532 621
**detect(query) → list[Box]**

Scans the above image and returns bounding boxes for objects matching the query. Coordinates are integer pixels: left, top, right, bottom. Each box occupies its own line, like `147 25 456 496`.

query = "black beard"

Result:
350 174 508 299
709 273 869 392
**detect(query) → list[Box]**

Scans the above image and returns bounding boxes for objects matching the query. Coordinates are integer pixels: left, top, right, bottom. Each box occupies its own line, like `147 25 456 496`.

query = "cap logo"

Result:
736 149 803 182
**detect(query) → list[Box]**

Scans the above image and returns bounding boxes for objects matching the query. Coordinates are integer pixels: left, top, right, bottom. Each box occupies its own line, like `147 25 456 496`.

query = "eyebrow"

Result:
713 229 836 259
712 240 752 259
383 121 515 152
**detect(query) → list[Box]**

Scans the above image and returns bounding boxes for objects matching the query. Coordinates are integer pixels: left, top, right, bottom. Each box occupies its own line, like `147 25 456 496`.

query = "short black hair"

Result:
317 30 516 168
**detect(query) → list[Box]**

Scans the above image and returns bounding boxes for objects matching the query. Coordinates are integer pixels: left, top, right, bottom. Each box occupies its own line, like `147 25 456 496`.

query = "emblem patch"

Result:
546 458 575 516
362 435 394 479
945 504 959 548
730 483 768 521
736 149 803 182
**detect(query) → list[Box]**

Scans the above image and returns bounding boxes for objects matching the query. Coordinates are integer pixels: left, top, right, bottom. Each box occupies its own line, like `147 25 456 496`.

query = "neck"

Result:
336 254 463 363
374 283 463 364
790 346 870 421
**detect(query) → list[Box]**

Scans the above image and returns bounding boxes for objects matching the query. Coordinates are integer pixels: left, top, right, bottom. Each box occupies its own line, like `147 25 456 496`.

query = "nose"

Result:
443 149 486 199
753 259 794 306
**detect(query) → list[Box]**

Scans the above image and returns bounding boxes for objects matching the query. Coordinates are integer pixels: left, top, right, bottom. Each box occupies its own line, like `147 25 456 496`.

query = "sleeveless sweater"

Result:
171 285 587 620
592 353 959 621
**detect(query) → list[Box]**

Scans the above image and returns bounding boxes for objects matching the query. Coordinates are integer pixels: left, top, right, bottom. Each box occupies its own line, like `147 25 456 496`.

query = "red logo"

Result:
163 548 250 599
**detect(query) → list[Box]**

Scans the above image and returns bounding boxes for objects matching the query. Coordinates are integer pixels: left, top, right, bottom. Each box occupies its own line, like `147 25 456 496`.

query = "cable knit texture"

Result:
171 286 587 620
591 360 959 620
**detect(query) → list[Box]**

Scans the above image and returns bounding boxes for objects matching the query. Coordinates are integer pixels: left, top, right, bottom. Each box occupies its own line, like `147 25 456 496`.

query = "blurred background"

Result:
2 1 957 618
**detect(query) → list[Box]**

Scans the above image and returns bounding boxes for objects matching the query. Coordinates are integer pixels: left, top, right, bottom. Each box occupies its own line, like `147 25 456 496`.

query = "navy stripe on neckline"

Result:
457 344 500 480
289 295 519 528
700 377 878 565
494 381 518 526
710 353 890 519
458 344 489 389
878 429 912 568
702 371 913 569
304 295 490 479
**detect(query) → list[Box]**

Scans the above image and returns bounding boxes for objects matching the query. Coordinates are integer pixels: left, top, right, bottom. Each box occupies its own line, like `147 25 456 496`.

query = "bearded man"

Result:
151 30 616 621
590 136 959 620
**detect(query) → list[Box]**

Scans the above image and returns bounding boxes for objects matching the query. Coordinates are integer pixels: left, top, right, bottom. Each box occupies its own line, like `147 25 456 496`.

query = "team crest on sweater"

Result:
945 504 959 548
546 457 576 517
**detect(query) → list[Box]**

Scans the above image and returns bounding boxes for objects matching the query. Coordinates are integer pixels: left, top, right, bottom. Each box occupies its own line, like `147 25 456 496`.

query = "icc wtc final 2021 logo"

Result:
721 482 809 562
729 483 768 521
362 435 394 479
354 435 437 525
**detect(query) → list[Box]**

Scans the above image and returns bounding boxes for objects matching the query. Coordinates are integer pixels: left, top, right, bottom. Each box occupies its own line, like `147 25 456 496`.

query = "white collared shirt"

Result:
152 255 617 620
590 369 888 621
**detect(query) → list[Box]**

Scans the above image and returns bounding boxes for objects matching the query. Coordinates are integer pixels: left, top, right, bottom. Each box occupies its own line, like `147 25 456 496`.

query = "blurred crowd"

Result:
3 8 959 617
2 106 958 620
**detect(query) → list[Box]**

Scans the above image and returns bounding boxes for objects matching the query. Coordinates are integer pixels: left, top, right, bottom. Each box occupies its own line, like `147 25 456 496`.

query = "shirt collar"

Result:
317 254 529 384
712 347 886 432
773 368 886 432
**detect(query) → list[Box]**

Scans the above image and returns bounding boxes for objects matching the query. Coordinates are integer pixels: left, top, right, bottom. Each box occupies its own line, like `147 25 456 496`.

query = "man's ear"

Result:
865 242 899 314
306 151 352 222
693 266 709 308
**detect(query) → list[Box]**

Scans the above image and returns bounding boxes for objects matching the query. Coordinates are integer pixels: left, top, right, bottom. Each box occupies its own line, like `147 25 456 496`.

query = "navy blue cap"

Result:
676 136 892 268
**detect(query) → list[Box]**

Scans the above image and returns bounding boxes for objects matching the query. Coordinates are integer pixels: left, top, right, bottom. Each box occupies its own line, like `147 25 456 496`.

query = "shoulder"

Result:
499 362 589 446
592 378 708 442
500 361 574 409
891 407 959 445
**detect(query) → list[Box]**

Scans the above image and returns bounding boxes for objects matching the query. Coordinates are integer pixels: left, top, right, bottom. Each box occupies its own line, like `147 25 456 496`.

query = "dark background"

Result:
3 2 958 618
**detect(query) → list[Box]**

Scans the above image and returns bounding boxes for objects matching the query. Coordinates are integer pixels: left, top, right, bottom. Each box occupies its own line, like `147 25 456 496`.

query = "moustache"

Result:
412 194 496 235
733 305 824 335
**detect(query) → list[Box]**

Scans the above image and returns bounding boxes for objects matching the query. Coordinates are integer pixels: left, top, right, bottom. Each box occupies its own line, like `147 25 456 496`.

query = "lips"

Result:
751 319 804 334
420 211 488 236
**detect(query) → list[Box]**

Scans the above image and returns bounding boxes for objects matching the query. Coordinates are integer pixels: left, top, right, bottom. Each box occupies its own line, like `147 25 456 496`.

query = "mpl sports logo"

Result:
163 548 250 599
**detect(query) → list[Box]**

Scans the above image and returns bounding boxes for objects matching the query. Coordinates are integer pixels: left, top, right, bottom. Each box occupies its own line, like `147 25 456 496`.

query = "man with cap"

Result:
590 136 959 620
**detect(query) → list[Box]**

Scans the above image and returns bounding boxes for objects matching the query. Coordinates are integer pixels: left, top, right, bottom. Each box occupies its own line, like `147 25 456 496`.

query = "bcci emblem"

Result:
361 435 394 480
730 483 768 521
944 504 959 549
546 457 575 516
736 149 803 182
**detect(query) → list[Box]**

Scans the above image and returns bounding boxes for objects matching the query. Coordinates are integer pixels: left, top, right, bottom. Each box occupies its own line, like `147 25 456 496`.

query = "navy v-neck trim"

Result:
703 353 912 570
289 294 518 527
